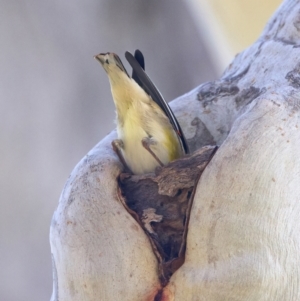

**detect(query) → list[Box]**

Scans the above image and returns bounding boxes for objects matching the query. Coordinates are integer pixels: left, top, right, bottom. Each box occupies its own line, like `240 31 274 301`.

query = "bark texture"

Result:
50 0 300 300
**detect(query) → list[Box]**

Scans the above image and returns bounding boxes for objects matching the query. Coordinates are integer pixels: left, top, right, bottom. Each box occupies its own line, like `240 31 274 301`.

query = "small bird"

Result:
95 50 188 174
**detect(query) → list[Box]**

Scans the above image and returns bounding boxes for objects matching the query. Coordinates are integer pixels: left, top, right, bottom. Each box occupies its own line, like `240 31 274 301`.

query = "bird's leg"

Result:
111 139 132 173
141 137 164 167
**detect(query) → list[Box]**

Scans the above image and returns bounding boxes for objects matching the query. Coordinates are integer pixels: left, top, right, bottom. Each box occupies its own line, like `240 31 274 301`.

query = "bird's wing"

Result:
131 50 145 89
125 50 189 154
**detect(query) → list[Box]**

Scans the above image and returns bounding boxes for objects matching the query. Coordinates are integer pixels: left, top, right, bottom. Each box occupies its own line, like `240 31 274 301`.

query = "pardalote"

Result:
95 50 189 174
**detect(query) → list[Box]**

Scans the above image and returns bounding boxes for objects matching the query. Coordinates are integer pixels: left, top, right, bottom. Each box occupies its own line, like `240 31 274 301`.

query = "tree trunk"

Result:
50 0 300 300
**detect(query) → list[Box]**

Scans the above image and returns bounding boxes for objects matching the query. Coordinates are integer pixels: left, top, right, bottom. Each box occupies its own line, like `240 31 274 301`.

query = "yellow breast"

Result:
111 72 183 174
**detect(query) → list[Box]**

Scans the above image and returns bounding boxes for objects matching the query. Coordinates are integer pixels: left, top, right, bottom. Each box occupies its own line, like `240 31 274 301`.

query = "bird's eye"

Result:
105 59 109 64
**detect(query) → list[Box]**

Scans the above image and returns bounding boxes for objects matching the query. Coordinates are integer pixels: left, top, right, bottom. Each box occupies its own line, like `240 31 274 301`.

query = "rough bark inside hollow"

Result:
118 146 218 286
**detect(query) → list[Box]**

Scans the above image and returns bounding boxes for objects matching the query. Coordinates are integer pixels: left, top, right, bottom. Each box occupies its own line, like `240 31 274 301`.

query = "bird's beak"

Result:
94 53 105 65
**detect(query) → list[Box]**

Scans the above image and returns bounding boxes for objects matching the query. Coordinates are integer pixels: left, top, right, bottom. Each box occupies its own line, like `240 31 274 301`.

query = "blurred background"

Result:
0 0 281 300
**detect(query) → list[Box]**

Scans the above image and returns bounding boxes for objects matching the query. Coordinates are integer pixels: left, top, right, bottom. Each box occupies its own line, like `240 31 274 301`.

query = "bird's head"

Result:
94 52 129 79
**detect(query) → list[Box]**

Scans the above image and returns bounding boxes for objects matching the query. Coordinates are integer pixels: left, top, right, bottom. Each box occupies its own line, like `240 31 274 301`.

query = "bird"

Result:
94 50 189 174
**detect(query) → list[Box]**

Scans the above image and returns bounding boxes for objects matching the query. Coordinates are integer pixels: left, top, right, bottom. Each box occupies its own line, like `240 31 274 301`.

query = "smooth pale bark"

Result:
50 133 160 301
50 0 300 300
168 98 300 300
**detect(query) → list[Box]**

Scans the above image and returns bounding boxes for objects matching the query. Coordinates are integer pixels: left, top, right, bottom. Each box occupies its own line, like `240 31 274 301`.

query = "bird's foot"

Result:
112 139 132 173
141 137 164 167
